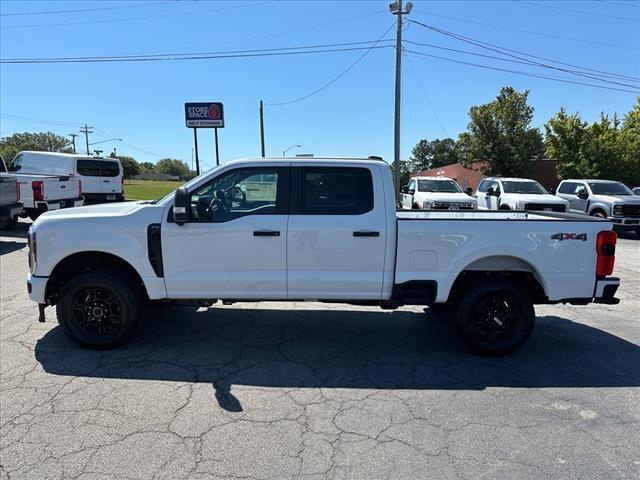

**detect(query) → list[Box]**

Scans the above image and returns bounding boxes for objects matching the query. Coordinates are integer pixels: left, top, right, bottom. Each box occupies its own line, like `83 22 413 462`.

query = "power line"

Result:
0 113 80 127
406 56 449 137
1 42 394 64
0 1 172 17
94 128 164 158
517 1 640 22
0 1 270 29
411 11 639 52
404 39 640 85
267 23 396 106
408 20 639 89
405 50 639 94
118 10 387 57
8 40 396 62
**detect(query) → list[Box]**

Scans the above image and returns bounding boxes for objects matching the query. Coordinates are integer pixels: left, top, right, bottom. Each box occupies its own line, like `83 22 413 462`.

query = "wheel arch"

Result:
448 255 547 304
46 251 149 305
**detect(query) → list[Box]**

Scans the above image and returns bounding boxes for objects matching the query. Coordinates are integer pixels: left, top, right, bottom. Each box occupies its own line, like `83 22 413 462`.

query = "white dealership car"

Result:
401 176 477 210
27 157 619 356
476 177 569 212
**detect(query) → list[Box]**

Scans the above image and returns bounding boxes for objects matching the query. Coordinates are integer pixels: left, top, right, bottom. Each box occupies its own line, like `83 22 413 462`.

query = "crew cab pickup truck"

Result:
2 156 83 220
556 179 640 236
476 177 569 212
27 157 620 356
401 176 477 210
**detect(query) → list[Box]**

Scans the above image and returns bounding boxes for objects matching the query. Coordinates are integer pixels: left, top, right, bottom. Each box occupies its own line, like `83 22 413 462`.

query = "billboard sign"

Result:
185 102 224 128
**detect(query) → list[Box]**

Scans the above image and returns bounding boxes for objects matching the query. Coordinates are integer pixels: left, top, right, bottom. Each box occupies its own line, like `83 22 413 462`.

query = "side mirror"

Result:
173 187 190 225
402 186 408 194
486 187 495 195
577 190 589 200
408 188 415 195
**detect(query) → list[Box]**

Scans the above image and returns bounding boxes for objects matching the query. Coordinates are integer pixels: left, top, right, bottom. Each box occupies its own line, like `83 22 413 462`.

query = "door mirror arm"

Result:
173 187 191 226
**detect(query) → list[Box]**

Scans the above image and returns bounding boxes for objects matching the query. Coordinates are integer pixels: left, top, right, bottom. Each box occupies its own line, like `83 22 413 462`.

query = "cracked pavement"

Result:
1 220 639 479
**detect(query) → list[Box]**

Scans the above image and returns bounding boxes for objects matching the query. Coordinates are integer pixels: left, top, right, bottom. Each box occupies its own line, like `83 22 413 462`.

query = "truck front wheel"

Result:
56 271 139 349
453 279 534 356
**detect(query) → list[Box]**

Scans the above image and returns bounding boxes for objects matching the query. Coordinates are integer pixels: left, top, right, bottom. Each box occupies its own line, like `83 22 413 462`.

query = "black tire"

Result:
453 279 535 356
0 216 18 230
590 210 606 219
412 203 420 210
56 271 139 349
499 204 511 210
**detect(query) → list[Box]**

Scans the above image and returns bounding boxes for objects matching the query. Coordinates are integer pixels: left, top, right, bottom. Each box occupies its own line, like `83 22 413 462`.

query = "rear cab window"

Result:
76 159 120 177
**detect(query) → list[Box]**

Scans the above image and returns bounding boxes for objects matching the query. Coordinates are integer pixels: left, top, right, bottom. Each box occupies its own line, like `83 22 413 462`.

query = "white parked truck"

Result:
27 157 620 355
476 177 569 212
2 155 83 220
9 151 123 204
401 176 477 210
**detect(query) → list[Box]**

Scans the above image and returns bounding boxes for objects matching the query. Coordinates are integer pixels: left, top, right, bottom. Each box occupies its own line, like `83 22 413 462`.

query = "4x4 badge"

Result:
551 233 588 241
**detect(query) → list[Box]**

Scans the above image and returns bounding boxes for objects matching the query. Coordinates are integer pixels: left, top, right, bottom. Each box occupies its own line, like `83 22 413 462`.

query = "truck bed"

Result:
395 209 612 303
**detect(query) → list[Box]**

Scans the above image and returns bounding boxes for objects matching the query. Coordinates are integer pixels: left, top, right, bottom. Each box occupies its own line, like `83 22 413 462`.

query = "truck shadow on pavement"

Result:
35 307 640 411
0 240 26 255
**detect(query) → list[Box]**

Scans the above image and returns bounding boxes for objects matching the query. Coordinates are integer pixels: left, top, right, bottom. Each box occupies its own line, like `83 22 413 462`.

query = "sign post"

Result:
185 102 225 174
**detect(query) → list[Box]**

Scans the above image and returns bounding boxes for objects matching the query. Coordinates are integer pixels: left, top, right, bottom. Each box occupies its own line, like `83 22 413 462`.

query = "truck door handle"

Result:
353 230 380 237
253 230 280 237
103 180 110 182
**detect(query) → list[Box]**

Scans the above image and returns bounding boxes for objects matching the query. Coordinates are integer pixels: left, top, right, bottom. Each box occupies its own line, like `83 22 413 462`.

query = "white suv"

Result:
401 176 477 210
476 177 569 212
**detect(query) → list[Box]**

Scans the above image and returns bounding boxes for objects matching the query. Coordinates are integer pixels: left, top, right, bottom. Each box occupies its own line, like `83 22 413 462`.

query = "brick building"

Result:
413 160 561 192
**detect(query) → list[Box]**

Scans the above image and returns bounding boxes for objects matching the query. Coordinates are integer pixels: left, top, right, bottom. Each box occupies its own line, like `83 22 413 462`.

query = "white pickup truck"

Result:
1 156 83 220
27 157 620 356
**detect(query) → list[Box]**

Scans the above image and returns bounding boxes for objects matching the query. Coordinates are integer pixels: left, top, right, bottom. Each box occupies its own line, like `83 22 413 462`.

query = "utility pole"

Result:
80 124 93 155
259 100 266 157
390 0 412 204
68 133 78 154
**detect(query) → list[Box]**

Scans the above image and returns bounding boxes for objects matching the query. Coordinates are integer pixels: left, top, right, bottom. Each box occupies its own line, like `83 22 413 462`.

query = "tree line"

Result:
405 87 639 188
0 132 195 180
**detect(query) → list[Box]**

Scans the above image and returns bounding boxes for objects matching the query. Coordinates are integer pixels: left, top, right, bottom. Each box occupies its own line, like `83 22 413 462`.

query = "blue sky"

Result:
1 0 638 171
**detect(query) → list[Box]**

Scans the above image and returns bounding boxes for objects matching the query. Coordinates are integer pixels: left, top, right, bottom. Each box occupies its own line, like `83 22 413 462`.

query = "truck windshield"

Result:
417 179 462 193
502 181 546 194
588 182 633 195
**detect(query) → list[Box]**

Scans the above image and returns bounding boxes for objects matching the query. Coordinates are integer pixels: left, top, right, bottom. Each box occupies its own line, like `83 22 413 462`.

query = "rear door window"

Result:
294 167 373 215
557 182 577 194
476 178 489 193
77 160 120 177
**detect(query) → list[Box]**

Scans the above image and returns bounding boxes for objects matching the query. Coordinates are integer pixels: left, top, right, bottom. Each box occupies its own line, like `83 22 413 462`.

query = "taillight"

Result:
32 181 44 201
78 180 83 196
16 181 20 203
596 230 617 277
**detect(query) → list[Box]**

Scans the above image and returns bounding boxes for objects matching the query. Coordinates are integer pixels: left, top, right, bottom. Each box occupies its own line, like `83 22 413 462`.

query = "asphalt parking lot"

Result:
1 219 639 480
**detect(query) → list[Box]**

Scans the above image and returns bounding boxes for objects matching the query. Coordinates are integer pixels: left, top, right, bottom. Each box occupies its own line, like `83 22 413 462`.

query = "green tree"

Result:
117 155 141 179
545 99 640 187
459 87 544 176
408 138 458 173
155 158 191 179
0 131 72 162
139 162 156 173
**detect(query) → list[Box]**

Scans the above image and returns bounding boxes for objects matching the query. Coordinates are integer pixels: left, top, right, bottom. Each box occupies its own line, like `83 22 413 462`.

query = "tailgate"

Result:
40 177 80 201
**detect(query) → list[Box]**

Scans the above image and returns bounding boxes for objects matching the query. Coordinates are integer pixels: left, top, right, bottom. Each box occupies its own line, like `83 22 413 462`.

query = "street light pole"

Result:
282 144 301 157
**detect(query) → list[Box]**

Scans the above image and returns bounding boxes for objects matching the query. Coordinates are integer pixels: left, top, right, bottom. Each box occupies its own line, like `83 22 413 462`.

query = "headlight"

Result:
612 204 623 216
423 200 434 209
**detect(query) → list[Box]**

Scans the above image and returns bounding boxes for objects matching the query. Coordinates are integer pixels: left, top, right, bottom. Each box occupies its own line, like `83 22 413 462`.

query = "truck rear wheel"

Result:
453 279 534 356
56 271 139 349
